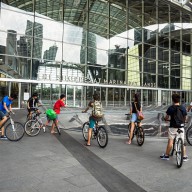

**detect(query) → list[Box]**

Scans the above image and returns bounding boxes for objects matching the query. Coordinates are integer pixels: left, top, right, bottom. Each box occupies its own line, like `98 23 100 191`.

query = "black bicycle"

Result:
0 111 25 141
127 122 145 146
186 126 192 146
82 121 108 148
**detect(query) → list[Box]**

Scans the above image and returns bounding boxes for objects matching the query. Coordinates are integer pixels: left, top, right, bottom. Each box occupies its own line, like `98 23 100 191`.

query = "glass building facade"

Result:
0 0 192 107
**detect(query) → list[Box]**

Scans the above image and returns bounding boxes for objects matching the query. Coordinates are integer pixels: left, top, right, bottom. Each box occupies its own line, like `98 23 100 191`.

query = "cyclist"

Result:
0 93 17 139
126 93 142 145
187 100 192 112
50 94 66 134
160 93 188 161
82 93 103 146
27 92 41 119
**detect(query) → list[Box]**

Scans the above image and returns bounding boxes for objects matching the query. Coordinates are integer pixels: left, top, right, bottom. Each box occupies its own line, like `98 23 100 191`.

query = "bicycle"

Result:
82 119 108 148
186 125 192 146
170 128 184 168
127 121 145 146
24 109 61 136
0 111 25 141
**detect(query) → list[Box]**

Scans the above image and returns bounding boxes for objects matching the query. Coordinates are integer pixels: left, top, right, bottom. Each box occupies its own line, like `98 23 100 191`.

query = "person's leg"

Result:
50 121 55 133
87 118 95 146
127 113 137 144
165 138 174 155
128 122 135 144
50 115 58 133
160 128 175 160
0 113 7 137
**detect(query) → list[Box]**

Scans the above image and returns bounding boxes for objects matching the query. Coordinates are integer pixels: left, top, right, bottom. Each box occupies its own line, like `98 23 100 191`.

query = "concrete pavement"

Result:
0 108 192 192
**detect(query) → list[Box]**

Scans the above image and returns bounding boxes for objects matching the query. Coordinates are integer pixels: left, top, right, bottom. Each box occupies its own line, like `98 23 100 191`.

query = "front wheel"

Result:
176 138 183 168
186 126 192 146
82 122 89 141
136 127 145 146
97 126 108 148
5 122 25 141
24 120 41 136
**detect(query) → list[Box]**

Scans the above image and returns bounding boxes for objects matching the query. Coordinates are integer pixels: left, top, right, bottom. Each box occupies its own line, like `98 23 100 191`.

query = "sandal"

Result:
85 143 91 146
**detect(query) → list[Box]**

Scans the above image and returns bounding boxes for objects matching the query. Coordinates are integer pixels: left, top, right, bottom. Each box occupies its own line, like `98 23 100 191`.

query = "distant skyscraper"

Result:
43 44 58 61
25 20 43 79
25 20 43 59
5 30 17 70
17 36 29 78
80 30 97 65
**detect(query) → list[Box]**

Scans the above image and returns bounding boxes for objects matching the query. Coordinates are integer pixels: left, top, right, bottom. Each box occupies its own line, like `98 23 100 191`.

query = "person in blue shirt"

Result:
0 93 17 139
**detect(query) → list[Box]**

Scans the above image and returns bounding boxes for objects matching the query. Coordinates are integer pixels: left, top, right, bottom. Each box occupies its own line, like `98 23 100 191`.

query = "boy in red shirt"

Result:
51 94 66 133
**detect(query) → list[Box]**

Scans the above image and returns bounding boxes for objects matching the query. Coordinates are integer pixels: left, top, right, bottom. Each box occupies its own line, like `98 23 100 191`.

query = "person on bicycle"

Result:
82 93 103 146
187 100 192 112
27 92 41 119
126 93 142 145
50 94 66 134
160 93 188 161
0 93 17 139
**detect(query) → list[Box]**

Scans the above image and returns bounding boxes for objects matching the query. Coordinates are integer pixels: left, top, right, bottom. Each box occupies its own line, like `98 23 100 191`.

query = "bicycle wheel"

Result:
186 126 192 146
24 120 41 136
5 122 25 141
97 126 108 148
136 127 145 146
176 138 183 168
82 122 89 141
127 123 134 140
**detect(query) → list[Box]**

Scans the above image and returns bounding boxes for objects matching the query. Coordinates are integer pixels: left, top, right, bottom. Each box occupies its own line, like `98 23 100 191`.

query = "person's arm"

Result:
27 98 30 109
3 102 10 113
82 106 89 113
130 103 133 115
164 114 169 121
188 102 192 112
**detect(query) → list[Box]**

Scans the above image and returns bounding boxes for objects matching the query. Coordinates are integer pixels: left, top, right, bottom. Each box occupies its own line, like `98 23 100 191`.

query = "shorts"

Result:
47 114 58 121
89 117 96 129
168 128 185 141
0 111 6 120
130 113 141 123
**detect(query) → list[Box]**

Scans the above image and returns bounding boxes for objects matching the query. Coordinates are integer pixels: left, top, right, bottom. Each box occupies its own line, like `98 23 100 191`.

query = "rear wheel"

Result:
24 120 41 136
82 122 89 141
176 138 183 168
5 122 25 141
97 126 108 148
186 126 192 146
136 127 145 146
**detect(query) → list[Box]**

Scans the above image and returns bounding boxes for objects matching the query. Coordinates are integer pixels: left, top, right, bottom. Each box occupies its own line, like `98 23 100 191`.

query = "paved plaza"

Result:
0 108 192 192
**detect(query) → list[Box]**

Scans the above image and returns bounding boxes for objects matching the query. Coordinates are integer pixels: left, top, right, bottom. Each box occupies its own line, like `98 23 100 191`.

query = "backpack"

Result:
92 100 103 118
172 105 184 128
46 109 57 120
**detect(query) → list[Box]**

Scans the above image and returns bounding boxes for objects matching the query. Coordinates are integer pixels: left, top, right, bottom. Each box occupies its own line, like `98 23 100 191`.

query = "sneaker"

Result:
0 135 8 140
160 154 169 160
183 156 188 162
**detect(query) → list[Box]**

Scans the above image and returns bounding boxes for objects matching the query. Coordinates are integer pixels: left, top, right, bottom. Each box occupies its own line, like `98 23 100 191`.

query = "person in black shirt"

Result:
126 93 142 145
27 93 41 118
160 93 188 161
